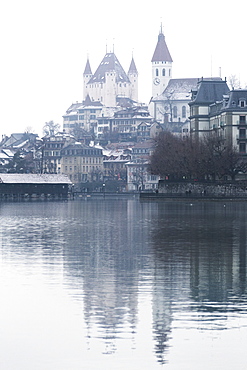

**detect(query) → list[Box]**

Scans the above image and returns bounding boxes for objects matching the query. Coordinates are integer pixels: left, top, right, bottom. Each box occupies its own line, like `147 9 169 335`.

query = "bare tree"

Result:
43 120 60 136
157 90 177 126
228 74 241 90
149 131 245 181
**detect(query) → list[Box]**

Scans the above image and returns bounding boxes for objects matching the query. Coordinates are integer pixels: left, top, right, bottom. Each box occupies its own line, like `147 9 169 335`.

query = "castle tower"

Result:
85 52 131 107
128 56 138 102
151 25 173 97
83 58 92 100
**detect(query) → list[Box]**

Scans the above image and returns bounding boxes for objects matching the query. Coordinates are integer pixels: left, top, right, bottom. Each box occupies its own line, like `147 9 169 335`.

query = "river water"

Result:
0 198 247 369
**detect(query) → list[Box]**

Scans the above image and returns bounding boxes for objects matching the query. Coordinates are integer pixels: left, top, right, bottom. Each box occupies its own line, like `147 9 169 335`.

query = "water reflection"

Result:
150 201 247 364
0 200 247 369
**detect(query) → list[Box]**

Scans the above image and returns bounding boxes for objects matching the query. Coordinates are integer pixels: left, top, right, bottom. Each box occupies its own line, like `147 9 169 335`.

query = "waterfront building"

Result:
189 77 230 138
0 173 72 199
103 148 131 182
206 89 247 155
42 131 75 174
126 159 160 191
60 142 104 183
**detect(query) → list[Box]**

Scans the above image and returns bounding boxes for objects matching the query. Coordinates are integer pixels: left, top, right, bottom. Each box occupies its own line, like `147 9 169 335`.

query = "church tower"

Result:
128 56 138 102
151 25 173 97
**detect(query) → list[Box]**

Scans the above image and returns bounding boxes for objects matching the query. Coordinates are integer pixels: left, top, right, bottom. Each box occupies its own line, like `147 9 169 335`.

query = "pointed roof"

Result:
128 57 138 74
151 31 173 63
88 52 130 84
83 58 92 75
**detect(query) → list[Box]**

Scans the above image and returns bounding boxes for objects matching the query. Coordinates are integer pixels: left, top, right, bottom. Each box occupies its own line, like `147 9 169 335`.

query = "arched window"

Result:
156 69 159 76
182 106 186 118
162 68 165 76
173 106 177 119
169 69 171 76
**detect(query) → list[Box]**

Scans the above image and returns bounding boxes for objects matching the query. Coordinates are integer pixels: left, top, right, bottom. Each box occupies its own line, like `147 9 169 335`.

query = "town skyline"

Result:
1 0 246 137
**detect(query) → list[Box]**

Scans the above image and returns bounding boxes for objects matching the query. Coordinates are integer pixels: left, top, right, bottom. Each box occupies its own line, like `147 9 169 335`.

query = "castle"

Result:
83 52 138 106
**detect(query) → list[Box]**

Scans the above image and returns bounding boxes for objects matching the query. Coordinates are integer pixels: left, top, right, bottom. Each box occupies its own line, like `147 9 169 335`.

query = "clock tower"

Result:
151 25 173 97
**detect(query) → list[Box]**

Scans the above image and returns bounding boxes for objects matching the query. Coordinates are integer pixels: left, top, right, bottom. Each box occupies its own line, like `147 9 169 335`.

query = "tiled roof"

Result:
151 32 172 62
88 53 130 84
0 174 72 184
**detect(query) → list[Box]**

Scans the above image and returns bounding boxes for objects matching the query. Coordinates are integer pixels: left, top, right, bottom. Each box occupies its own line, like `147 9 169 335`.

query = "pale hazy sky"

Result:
0 0 246 137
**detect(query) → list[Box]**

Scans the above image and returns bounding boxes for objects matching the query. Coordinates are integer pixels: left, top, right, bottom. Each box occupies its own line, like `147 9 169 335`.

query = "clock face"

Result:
153 78 160 85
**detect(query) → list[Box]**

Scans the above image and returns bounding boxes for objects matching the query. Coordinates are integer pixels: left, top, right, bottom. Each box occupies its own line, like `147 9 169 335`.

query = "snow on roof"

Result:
2 149 14 157
0 153 9 159
0 174 72 184
13 139 29 148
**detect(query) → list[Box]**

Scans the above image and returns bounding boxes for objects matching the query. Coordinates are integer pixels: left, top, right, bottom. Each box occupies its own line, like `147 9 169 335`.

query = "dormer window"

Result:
239 99 246 108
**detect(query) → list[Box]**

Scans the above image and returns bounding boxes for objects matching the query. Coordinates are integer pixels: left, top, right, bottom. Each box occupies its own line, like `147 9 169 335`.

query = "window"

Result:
173 106 178 119
239 129 246 138
239 143 246 153
240 116 246 124
182 106 186 118
162 68 165 76
156 69 159 77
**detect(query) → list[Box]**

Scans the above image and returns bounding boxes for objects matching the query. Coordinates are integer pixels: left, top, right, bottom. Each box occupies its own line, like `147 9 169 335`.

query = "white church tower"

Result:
151 25 173 98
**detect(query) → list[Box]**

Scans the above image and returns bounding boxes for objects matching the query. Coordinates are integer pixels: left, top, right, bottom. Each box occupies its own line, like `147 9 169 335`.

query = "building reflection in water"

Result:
2 200 247 366
150 201 247 363
61 200 156 354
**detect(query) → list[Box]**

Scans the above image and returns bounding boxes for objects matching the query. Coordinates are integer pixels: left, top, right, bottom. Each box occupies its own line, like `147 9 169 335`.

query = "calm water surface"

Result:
0 198 247 369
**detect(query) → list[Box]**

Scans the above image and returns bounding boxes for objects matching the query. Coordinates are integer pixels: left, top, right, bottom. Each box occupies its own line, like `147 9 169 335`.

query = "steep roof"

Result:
223 89 247 111
128 57 138 74
151 31 173 63
83 58 92 75
191 78 230 105
88 52 130 84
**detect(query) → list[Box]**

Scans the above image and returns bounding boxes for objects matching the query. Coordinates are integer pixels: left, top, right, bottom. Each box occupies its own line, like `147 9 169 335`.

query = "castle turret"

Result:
151 25 172 97
128 56 138 102
83 58 92 100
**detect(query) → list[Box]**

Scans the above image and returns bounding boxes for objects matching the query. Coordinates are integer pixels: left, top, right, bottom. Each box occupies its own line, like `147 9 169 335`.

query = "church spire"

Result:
151 27 172 63
151 26 173 97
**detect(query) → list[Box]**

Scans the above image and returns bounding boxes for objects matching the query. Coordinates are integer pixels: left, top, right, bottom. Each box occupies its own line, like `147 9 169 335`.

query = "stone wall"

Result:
158 181 247 198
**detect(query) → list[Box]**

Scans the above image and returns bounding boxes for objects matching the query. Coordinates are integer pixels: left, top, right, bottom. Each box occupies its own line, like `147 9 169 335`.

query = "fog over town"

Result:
1 0 247 136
